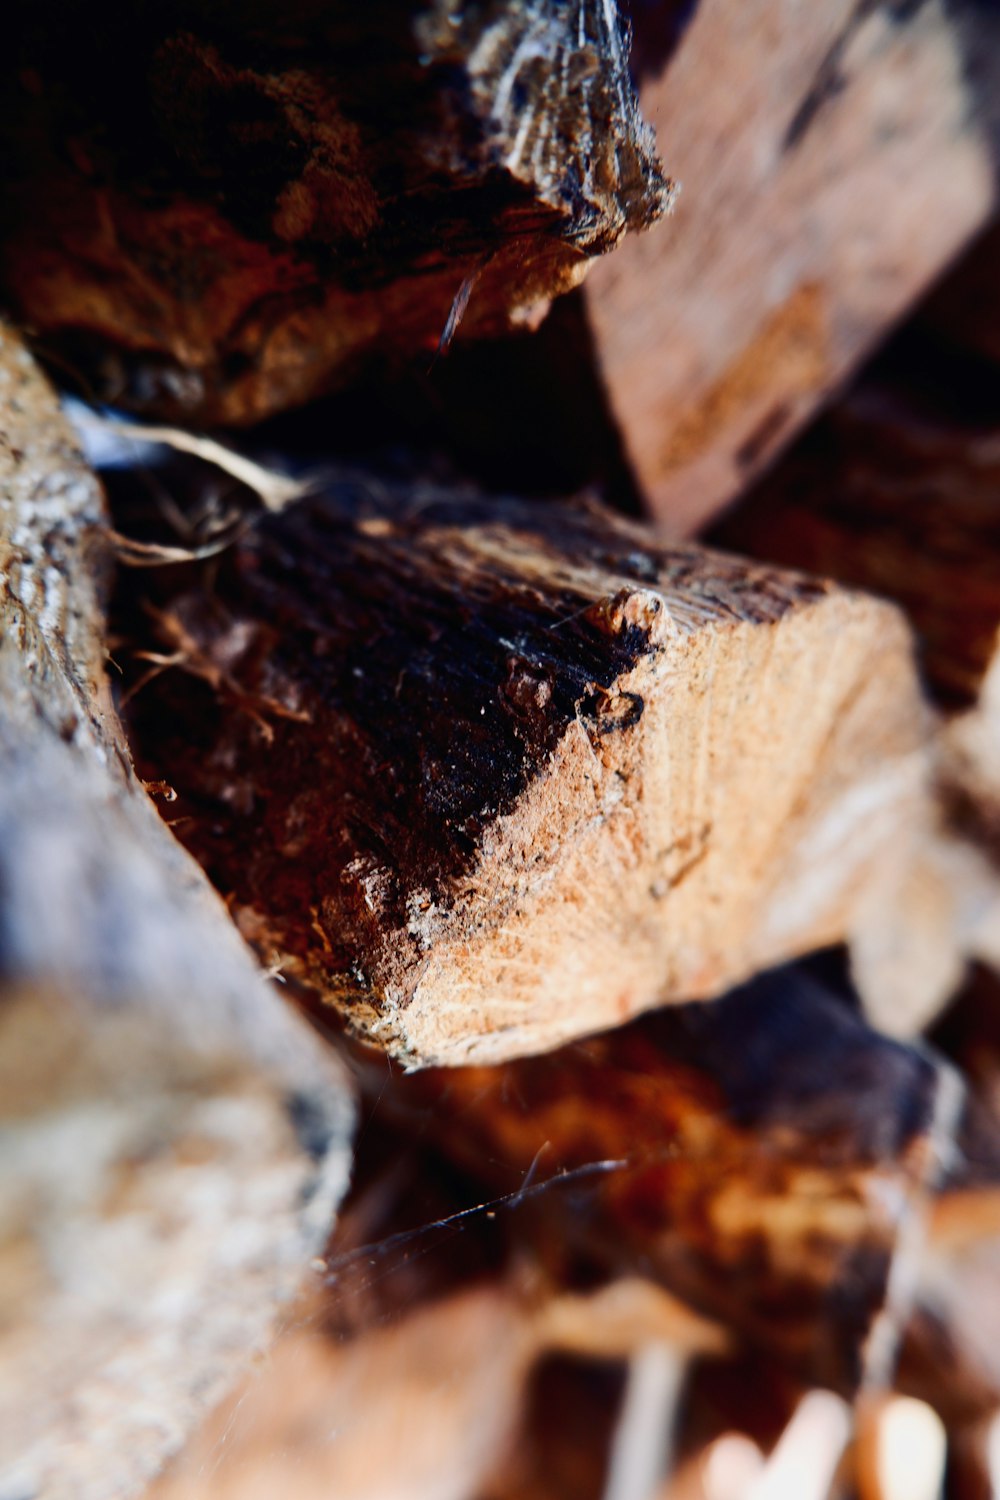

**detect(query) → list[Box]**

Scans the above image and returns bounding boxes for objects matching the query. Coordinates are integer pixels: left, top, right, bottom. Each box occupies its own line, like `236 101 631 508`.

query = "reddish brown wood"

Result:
584 0 1000 534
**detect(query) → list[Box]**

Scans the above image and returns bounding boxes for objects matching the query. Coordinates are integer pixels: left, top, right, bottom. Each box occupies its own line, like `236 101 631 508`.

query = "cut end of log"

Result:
120 483 931 1066
368 580 926 1067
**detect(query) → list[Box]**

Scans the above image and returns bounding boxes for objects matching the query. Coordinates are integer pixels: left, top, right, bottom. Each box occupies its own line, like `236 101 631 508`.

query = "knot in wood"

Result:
587 587 676 649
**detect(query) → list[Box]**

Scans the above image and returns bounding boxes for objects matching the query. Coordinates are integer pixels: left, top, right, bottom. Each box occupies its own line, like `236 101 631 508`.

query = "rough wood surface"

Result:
117 471 933 1065
0 326 354 1500
584 0 1000 534
140 1056 725 1500
150 1286 540 1500
149 965 1000 1500
0 0 670 426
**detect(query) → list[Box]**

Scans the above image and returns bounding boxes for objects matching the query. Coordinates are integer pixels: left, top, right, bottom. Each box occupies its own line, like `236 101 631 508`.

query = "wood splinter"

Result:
123 480 932 1066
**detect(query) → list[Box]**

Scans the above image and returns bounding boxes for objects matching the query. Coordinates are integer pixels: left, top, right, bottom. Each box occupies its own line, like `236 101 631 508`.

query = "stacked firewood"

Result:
5 3 1000 1497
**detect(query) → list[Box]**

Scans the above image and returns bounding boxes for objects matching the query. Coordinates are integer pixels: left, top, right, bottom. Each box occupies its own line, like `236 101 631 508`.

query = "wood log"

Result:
583 0 1000 534
115 468 933 1065
0 0 670 426
0 326 354 1500
153 966 1000 1498
346 964 1000 1423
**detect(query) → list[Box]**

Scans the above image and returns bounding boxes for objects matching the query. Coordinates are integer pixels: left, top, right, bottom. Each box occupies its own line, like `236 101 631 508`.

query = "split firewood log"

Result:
0 326 354 1500
149 1285 541 1500
583 0 1000 533
0 0 669 426
114 463 938 1064
344 964 1000 1427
